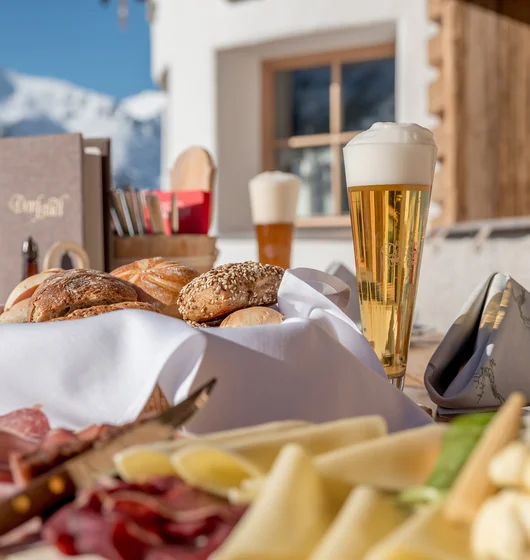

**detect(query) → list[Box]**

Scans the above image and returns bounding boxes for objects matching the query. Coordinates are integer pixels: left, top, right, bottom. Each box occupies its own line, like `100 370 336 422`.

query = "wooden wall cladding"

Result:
428 0 530 226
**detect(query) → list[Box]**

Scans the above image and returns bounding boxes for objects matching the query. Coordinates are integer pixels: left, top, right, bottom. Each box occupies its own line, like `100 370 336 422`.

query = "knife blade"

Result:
0 378 216 537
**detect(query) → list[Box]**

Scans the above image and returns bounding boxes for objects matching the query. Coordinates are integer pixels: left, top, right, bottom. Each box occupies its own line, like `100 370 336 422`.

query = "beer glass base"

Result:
388 374 405 391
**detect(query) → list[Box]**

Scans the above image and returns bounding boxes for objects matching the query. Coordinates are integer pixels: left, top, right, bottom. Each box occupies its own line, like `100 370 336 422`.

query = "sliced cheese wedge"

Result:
114 420 309 480
444 392 525 524
365 504 472 560
226 415 387 472
309 486 409 560
314 424 446 492
115 449 174 482
170 445 265 499
211 444 335 560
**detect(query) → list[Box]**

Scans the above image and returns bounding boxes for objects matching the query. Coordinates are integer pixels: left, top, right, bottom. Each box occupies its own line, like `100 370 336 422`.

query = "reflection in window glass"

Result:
341 58 395 131
277 146 332 216
275 66 331 138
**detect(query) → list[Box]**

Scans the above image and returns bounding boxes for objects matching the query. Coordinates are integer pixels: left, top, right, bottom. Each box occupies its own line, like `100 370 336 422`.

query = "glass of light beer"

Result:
248 171 301 269
343 123 437 390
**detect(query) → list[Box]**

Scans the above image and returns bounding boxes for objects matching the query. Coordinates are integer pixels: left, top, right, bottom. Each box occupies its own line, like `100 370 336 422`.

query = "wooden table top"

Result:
403 333 443 413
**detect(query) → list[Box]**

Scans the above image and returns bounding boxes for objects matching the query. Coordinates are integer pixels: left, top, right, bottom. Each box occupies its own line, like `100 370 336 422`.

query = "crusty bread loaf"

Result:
28 269 139 323
49 301 160 321
178 261 284 323
111 257 199 306
5 269 63 311
0 300 30 324
220 306 284 328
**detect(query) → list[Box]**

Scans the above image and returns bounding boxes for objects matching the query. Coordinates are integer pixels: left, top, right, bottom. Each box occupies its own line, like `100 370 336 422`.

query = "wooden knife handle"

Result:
0 468 77 537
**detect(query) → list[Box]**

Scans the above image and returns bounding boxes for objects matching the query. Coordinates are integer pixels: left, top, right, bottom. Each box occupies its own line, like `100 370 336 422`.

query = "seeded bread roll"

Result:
178 261 284 323
111 257 199 308
28 269 139 323
49 301 160 321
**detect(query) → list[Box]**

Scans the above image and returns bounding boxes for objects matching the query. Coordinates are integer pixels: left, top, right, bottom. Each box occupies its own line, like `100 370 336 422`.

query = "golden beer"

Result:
343 123 437 389
249 171 301 270
347 184 430 386
255 223 294 269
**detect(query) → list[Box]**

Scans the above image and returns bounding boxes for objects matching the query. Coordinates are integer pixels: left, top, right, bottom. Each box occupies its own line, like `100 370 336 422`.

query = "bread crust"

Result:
0 300 30 324
5 269 63 311
178 261 284 323
49 301 160 321
28 269 138 323
220 306 284 327
111 257 199 306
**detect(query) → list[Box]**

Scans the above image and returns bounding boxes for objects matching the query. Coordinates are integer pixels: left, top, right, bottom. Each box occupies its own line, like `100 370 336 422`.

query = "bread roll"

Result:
50 301 161 321
220 307 284 327
5 269 63 311
0 300 30 324
28 269 139 323
111 257 199 307
178 262 284 323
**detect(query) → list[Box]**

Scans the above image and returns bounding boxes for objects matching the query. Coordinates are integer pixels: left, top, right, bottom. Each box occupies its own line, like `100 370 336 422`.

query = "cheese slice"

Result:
309 486 409 560
444 392 525 524
315 424 447 492
114 449 175 482
364 504 472 560
225 416 387 472
211 444 335 560
114 420 309 480
170 444 265 499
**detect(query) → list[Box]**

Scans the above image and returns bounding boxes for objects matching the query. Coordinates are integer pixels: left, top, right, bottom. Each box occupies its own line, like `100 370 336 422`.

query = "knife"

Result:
0 378 216 537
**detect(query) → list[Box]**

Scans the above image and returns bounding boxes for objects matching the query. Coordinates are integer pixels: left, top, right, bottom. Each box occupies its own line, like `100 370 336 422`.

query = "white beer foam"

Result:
248 171 301 225
343 122 438 187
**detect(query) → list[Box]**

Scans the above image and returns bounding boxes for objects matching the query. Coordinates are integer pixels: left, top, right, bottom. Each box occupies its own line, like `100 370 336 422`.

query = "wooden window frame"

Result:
262 43 396 228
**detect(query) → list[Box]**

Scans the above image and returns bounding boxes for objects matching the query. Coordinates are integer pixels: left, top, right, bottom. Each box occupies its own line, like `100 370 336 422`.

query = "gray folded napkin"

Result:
425 273 530 416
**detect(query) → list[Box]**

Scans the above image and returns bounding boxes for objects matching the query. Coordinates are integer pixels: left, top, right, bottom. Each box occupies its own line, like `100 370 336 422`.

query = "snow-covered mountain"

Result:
0 68 165 189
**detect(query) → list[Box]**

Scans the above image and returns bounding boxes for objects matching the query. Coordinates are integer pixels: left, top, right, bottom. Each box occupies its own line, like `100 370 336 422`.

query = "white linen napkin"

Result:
0 268 431 433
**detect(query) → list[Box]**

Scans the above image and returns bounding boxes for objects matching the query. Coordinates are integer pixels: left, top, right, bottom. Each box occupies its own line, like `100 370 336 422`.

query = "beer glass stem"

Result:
389 375 405 391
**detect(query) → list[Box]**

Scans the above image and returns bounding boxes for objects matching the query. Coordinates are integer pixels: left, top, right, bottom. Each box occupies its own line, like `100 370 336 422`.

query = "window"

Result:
262 44 395 227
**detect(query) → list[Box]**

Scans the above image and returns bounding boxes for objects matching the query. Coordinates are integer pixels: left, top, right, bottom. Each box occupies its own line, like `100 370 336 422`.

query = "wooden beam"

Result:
439 0 465 225
429 33 443 68
429 0 444 23
429 73 444 116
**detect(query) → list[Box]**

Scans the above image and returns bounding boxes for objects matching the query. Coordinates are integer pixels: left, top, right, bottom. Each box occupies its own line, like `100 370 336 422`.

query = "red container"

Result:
146 190 211 235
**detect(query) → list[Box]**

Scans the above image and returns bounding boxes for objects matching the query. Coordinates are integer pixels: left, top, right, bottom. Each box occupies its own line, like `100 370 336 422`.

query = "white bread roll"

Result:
220 307 284 328
5 269 63 311
0 300 30 324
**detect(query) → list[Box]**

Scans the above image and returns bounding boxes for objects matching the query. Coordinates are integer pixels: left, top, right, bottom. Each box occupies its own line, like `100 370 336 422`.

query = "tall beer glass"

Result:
249 171 301 269
343 123 437 390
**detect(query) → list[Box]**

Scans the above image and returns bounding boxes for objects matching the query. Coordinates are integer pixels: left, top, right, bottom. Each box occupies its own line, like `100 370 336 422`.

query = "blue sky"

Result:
0 0 154 99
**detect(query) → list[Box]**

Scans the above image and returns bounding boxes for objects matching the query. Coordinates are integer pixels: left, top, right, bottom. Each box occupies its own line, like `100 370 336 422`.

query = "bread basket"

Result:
112 235 218 274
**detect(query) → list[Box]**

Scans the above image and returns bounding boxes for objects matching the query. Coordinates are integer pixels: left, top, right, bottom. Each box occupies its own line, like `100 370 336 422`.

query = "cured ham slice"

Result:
10 416 189 487
0 407 52 493
0 406 50 441
43 477 246 560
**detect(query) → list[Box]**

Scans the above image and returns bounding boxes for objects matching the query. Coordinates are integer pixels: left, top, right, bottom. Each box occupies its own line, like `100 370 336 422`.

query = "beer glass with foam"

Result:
248 171 301 269
343 123 437 390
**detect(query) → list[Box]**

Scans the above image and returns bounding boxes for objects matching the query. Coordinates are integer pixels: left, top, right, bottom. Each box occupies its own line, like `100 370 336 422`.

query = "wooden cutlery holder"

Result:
112 235 218 274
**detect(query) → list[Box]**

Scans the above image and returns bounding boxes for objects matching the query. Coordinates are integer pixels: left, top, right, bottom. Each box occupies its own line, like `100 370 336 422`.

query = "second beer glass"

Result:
249 171 301 270
343 123 437 390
